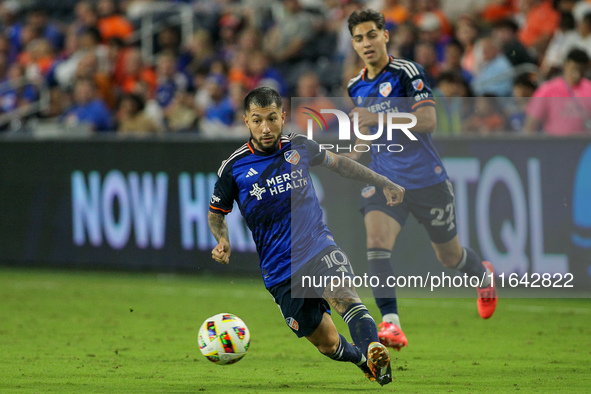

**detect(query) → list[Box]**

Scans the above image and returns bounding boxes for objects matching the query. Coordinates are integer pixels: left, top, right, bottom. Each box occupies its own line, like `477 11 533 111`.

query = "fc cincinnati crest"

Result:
284 150 300 164
379 82 392 97
412 79 424 91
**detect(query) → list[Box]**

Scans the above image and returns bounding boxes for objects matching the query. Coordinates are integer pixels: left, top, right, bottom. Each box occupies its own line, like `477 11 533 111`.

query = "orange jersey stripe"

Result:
209 205 231 213
412 99 436 109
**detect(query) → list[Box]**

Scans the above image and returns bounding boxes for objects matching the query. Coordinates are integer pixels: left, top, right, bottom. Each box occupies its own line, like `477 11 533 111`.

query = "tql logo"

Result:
572 144 591 248
302 106 418 153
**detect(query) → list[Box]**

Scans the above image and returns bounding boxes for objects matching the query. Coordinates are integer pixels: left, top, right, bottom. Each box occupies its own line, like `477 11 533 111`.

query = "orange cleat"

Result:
378 322 408 350
477 261 497 319
367 342 393 386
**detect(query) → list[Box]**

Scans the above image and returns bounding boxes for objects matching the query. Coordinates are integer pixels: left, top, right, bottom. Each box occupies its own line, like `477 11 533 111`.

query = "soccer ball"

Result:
198 313 250 365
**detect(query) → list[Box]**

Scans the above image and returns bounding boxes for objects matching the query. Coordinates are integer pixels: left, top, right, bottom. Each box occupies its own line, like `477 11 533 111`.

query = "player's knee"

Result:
366 234 391 249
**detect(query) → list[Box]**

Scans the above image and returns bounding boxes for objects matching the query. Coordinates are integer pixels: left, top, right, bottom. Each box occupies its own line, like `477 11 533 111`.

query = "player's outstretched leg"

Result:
341 303 393 385
455 247 498 319
367 248 408 350
307 313 376 382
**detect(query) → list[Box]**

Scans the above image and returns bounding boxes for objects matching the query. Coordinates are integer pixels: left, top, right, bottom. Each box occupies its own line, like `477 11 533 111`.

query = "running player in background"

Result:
208 87 406 385
345 9 498 350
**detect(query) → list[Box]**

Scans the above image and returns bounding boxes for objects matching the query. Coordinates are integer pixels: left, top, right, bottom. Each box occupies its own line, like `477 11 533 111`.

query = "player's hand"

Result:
349 107 378 129
383 181 405 206
212 238 231 265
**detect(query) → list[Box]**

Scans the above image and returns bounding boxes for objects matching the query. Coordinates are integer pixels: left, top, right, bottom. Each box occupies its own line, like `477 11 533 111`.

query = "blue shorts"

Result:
267 245 355 338
360 180 458 244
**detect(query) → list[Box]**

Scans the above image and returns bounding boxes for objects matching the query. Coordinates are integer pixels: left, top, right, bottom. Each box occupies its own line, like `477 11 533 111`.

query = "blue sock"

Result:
323 334 365 365
456 247 486 278
343 303 379 356
368 248 398 316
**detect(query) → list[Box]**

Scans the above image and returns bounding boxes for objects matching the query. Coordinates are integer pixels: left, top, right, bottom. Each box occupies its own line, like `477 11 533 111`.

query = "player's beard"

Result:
249 128 282 152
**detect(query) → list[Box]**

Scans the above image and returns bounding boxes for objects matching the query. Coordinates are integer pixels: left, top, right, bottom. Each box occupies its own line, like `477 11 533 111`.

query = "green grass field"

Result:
1 268 590 393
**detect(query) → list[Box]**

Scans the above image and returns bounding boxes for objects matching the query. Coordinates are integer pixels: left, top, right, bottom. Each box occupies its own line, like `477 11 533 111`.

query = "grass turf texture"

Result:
1 268 590 393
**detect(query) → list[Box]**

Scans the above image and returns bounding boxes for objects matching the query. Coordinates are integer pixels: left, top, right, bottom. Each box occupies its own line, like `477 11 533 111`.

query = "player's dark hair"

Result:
347 9 386 35
566 48 590 65
243 87 282 113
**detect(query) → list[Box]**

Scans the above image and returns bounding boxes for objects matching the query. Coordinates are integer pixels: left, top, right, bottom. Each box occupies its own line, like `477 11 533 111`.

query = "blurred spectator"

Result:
18 38 56 82
471 36 514 96
414 41 440 83
506 72 537 132
201 74 232 125
96 0 134 43
264 0 317 64
416 12 452 63
164 90 198 132
541 11 591 70
0 63 38 115
54 27 108 88
541 11 577 77
517 0 560 56
525 49 591 135
184 29 216 75
117 47 157 97
61 78 113 132
454 15 479 74
433 71 470 135
492 18 537 66
413 0 453 36
229 49 287 96
8 7 64 57
463 95 506 134
116 93 162 135
217 13 244 63
72 1 98 35
381 0 411 26
440 39 472 83
481 0 518 23
293 71 336 133
154 51 191 109
74 52 116 109
388 22 417 60
201 81 248 138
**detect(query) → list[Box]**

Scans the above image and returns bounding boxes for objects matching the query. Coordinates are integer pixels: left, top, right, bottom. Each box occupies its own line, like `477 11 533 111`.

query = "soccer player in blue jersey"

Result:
208 87 406 386
345 9 498 350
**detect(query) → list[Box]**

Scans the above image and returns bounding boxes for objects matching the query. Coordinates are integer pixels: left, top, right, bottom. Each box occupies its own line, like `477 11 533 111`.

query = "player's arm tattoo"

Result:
208 211 230 242
323 284 362 316
322 151 391 187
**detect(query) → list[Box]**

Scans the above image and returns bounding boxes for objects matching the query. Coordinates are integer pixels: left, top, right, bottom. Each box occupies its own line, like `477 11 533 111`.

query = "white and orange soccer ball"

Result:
198 313 250 365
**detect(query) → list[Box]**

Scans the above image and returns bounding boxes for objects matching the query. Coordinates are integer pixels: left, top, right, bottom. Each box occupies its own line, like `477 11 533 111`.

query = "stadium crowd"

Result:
0 0 591 136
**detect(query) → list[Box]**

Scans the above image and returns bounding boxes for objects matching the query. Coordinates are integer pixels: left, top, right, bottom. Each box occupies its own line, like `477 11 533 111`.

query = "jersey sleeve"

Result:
209 163 238 215
400 63 436 111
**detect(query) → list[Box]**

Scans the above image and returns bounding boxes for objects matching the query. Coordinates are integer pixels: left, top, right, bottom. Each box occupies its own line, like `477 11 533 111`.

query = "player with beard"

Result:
208 87 406 385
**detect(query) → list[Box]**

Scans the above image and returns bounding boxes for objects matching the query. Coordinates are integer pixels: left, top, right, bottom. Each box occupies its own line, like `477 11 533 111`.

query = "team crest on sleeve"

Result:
412 79 425 91
284 150 300 165
379 82 392 97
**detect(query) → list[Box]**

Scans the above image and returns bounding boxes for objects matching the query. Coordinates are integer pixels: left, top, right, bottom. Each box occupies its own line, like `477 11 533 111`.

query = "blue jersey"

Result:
348 56 447 189
210 133 336 288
